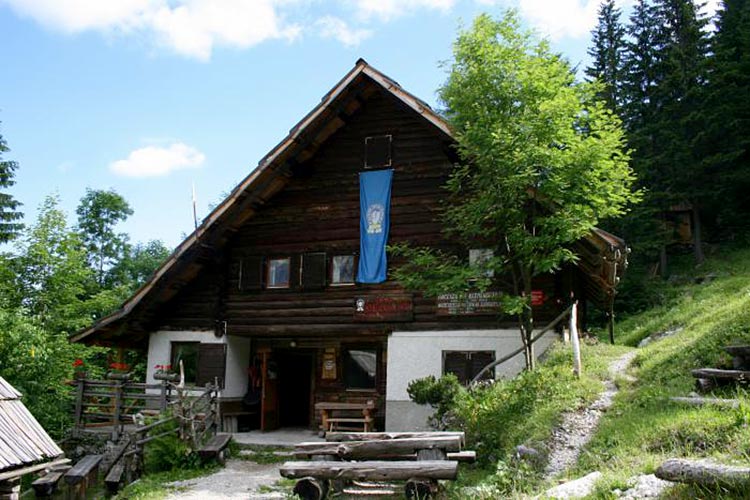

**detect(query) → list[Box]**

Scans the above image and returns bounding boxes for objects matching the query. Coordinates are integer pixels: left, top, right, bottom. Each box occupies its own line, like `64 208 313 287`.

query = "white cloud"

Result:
110 142 205 178
347 0 456 22
316 16 371 46
1 0 301 60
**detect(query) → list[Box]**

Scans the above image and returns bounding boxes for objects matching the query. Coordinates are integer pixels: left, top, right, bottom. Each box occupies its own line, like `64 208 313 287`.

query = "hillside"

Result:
449 247 750 499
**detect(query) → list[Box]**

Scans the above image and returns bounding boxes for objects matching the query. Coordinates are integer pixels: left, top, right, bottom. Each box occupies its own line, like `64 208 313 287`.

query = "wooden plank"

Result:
691 368 750 380
0 459 69 483
198 434 232 457
280 460 458 481
325 431 464 446
104 463 125 493
315 402 375 411
63 455 103 486
294 437 462 459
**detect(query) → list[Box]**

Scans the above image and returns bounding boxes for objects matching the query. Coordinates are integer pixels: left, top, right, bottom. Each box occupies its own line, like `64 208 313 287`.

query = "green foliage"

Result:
114 466 218 500
407 373 464 428
76 187 134 286
585 0 627 114
109 239 171 290
0 123 24 242
394 10 639 369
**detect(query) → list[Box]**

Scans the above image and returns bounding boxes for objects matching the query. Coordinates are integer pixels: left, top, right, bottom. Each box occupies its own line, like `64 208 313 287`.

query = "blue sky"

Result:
0 0 716 249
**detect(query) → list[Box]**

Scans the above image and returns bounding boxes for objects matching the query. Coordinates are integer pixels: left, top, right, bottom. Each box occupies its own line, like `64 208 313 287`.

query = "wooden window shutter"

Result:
443 351 469 384
197 343 226 388
239 256 263 291
302 252 327 289
470 351 495 382
364 135 392 169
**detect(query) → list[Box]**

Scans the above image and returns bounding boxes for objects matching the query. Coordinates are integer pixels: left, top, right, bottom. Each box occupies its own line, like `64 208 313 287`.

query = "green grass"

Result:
113 466 219 500
572 246 750 498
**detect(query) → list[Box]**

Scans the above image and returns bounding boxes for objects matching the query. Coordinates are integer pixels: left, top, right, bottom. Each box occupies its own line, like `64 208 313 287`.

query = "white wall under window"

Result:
385 329 558 431
146 330 250 399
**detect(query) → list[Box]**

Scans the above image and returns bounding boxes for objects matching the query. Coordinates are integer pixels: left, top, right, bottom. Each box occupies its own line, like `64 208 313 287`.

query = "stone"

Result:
617 474 672 499
543 471 602 499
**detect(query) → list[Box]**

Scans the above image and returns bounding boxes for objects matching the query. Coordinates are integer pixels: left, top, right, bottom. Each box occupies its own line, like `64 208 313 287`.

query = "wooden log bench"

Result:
692 367 750 392
656 458 750 489
104 462 126 494
31 471 64 498
63 454 103 499
282 431 474 499
198 433 232 465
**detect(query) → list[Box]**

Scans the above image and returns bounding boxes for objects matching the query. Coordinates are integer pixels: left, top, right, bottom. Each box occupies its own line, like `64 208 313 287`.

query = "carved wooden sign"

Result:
436 291 502 316
354 295 413 322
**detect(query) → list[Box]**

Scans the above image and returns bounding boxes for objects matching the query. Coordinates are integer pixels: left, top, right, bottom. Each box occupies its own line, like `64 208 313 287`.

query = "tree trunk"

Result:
520 269 535 370
656 458 750 489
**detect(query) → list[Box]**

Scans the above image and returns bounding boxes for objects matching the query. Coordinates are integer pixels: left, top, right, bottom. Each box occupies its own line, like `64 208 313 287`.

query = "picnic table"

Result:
314 401 375 435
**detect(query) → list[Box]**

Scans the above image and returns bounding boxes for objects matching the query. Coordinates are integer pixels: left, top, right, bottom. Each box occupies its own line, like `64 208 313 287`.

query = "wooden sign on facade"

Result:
354 295 413 322
436 291 502 316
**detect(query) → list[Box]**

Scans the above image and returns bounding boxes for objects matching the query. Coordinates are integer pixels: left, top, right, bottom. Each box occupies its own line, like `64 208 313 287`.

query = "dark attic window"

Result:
364 134 392 169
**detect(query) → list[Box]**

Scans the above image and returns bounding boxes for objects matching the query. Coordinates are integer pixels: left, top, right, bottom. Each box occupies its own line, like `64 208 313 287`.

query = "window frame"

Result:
442 350 496 385
266 256 292 289
330 254 357 286
342 344 379 392
469 248 495 278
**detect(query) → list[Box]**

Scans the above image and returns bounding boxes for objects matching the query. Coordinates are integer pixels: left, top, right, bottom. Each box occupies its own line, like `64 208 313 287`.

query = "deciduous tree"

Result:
393 11 639 370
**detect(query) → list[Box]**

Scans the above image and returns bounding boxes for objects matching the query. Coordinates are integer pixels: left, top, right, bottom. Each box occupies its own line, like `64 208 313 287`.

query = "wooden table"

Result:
314 401 375 435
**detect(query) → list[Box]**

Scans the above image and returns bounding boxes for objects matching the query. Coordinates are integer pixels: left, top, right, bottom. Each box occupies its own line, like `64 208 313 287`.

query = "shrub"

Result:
407 373 464 429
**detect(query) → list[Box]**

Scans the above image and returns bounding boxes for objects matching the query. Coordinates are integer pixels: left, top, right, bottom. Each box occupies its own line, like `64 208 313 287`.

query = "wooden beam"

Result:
280 460 459 481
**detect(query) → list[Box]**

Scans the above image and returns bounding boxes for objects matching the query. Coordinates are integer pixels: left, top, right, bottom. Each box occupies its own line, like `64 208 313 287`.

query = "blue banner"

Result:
358 169 394 284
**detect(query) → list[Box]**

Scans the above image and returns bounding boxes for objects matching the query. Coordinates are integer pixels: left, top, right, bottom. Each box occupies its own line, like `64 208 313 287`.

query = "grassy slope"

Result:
576 248 750 498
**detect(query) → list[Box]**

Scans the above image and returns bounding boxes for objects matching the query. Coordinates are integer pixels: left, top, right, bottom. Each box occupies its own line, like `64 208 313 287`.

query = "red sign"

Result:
531 290 546 306
354 295 413 322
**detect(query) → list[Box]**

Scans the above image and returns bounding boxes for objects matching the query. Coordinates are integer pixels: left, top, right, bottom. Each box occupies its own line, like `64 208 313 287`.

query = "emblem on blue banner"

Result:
358 169 394 283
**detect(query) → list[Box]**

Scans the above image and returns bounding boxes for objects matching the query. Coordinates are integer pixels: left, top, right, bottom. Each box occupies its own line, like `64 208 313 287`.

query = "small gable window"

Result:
331 255 355 285
364 134 392 169
267 258 291 289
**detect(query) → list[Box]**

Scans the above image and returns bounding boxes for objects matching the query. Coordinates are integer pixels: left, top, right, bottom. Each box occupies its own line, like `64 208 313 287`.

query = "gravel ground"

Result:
544 350 637 479
164 459 286 499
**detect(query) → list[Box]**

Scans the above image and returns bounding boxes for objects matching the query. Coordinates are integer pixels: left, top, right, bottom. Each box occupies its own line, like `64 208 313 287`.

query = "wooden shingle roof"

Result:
0 376 63 473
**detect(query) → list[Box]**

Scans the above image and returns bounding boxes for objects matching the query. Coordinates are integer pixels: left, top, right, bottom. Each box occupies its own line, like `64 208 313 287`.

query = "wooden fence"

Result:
71 373 221 442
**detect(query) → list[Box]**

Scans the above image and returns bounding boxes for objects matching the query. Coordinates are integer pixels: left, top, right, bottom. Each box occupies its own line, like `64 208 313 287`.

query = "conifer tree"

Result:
585 0 627 114
0 125 24 242
702 0 750 234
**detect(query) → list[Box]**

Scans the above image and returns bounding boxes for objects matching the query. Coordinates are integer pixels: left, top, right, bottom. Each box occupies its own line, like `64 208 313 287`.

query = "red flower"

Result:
73 359 84 367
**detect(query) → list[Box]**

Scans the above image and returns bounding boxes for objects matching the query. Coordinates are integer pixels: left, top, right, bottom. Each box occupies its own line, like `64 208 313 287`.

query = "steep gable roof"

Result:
71 59 453 345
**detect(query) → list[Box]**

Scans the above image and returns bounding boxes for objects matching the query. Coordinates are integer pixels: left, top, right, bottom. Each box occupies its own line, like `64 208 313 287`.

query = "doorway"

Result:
276 350 313 427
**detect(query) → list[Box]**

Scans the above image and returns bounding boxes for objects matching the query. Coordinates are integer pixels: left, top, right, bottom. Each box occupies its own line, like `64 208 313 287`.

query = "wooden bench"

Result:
281 431 474 499
692 367 750 391
63 454 103 499
198 433 232 465
315 401 375 435
31 471 64 497
104 462 126 494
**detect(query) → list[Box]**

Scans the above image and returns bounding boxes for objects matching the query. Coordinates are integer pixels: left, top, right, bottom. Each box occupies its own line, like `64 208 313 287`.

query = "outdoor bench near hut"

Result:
281 431 475 499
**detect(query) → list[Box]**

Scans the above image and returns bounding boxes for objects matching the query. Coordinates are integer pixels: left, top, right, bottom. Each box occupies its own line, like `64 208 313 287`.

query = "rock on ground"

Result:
164 459 285 499
614 474 672 499
543 471 602 499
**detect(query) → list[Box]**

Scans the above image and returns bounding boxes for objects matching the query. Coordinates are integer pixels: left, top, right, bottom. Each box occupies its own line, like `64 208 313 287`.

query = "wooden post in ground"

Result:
570 301 581 378
73 378 85 432
607 299 615 345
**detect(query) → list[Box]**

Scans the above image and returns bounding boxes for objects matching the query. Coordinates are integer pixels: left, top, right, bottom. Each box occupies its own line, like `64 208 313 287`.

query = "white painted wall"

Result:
385 329 558 431
146 330 251 399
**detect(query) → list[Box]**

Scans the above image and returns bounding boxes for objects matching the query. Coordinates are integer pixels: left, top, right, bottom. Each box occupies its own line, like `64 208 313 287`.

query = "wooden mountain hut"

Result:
0 377 65 499
71 59 629 434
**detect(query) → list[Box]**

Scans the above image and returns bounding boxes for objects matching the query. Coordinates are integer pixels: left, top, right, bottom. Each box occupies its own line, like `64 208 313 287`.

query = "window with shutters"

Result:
442 351 495 385
364 134 392 169
331 255 355 285
170 342 226 388
302 252 327 289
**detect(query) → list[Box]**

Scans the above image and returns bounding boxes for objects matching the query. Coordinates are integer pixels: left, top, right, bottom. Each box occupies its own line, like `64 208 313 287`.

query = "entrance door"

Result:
259 349 279 431
277 351 313 427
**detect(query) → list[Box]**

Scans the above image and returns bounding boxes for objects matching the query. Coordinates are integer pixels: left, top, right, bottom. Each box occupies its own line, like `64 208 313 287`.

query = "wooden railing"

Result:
71 373 221 442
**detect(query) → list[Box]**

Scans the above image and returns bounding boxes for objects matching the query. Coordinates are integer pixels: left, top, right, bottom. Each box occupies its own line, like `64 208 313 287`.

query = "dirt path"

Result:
164 459 285 499
543 350 637 479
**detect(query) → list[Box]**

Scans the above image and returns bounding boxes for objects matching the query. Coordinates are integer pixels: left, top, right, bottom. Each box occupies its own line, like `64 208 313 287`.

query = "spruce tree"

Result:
702 0 750 235
585 0 627 114
0 125 24 243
